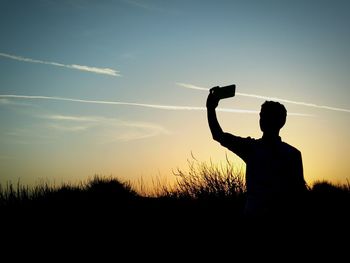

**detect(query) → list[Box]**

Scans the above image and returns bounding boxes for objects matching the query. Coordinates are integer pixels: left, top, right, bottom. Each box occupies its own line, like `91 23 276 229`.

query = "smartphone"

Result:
213 84 236 99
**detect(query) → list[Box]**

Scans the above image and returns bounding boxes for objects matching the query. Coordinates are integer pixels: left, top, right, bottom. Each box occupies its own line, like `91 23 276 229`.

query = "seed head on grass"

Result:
171 154 246 200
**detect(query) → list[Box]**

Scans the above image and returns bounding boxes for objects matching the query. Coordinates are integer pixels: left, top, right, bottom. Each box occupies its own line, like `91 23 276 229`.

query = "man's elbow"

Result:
211 133 222 142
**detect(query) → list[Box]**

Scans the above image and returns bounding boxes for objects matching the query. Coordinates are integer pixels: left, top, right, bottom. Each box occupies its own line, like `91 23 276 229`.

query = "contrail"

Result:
176 82 350 113
0 94 311 116
0 52 120 77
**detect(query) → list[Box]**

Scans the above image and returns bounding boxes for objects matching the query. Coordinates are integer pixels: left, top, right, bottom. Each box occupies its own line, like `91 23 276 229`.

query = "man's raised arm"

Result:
206 88 224 142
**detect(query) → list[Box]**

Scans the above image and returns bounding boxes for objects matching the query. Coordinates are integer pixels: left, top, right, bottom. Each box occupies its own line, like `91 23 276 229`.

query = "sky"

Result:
1 0 350 188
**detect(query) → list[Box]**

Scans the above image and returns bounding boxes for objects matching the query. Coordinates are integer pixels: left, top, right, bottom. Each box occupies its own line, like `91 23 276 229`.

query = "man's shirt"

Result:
218 133 306 215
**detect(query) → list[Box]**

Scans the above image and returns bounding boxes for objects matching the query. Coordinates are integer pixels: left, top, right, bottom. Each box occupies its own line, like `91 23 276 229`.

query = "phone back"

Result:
216 84 236 99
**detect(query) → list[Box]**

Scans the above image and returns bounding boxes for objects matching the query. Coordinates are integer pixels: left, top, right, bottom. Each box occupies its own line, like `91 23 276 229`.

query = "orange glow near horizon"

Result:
1 1 349 189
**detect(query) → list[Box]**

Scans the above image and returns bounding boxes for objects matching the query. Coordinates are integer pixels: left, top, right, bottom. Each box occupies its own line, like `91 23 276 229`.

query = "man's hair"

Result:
260 101 287 130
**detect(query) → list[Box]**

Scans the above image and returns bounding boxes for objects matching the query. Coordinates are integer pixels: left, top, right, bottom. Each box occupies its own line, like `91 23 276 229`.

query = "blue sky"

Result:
1 0 350 187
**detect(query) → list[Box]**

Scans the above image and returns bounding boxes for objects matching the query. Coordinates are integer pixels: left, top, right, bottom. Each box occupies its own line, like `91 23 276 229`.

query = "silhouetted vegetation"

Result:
0 175 137 208
1 160 349 234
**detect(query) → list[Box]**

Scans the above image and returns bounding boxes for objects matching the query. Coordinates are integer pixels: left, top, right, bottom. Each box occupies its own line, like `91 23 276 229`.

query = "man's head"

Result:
259 101 287 134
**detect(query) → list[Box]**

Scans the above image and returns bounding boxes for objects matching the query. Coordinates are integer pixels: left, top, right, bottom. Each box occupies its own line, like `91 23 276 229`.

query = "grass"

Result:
1 158 349 229
1 159 349 255
0 175 138 209
136 155 246 200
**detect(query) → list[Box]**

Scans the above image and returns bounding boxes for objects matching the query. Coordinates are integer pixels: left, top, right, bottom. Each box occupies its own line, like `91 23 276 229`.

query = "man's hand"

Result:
206 86 220 109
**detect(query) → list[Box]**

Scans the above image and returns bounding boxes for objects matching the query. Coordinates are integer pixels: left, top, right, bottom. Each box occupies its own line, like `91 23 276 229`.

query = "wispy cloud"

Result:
6 128 56 139
4 128 56 145
0 97 35 107
0 52 120 77
107 119 170 142
0 94 312 116
0 98 11 105
43 114 170 142
176 83 207 91
3 114 168 143
176 82 350 113
46 115 95 122
47 124 90 132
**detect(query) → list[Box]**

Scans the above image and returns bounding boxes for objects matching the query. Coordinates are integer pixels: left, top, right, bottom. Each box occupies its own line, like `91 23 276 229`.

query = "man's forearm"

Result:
207 107 224 141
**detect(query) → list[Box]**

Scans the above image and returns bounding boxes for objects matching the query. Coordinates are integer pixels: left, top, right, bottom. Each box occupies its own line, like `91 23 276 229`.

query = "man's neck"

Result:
262 132 281 142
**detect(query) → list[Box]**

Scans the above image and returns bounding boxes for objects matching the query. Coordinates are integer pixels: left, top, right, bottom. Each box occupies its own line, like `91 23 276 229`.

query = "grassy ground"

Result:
1 159 349 253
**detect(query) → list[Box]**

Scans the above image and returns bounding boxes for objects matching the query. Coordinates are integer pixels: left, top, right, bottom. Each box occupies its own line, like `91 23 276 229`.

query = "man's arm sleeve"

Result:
218 132 253 162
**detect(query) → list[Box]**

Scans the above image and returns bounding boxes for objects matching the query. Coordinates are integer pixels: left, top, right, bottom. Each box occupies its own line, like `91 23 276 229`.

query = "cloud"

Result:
0 98 31 106
176 82 350 113
6 128 49 138
4 128 56 145
0 52 120 77
0 94 313 116
48 124 89 132
0 98 11 105
43 114 170 142
3 114 169 143
97 118 169 142
176 82 208 91
46 115 95 122
0 95 256 113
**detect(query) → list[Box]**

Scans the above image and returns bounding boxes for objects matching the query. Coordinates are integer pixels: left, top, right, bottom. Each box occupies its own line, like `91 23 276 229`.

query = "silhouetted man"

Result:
206 87 307 218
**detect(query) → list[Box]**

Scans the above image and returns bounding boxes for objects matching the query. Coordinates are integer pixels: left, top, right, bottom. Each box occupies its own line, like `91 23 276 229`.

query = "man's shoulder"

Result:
222 133 257 143
219 134 257 153
281 141 301 155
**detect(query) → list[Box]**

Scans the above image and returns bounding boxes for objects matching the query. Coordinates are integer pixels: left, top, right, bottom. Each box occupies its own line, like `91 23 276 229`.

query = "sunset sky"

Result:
1 0 349 188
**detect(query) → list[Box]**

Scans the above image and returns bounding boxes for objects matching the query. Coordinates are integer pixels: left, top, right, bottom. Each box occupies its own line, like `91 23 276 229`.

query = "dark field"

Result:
1 160 349 256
